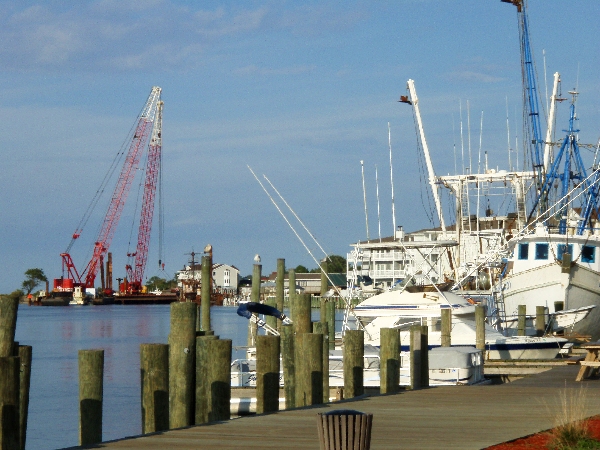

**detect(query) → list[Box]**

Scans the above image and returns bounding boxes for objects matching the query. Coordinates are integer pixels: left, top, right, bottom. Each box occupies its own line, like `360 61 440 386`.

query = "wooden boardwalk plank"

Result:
69 366 600 450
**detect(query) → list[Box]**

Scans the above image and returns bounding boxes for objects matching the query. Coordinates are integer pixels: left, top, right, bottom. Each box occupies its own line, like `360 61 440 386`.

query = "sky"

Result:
1 0 599 293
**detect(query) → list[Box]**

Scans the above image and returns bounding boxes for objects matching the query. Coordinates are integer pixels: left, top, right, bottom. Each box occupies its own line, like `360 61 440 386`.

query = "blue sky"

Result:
1 0 599 293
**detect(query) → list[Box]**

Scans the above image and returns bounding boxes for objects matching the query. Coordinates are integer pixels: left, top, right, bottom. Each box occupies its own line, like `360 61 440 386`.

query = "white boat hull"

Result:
502 262 600 339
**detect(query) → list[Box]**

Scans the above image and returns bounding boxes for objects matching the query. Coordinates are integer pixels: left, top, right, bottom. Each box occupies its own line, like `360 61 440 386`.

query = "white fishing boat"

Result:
363 315 566 360
353 288 476 327
231 343 486 391
499 224 600 338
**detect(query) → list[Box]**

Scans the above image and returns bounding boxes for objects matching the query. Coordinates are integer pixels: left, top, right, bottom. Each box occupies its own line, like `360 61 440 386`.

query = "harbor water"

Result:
15 303 330 450
16 304 244 450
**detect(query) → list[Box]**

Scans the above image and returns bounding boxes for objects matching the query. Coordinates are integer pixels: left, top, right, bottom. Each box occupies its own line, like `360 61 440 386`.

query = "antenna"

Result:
543 49 549 114
388 122 397 236
460 100 465 174
375 165 382 242
506 96 512 171
361 160 370 240
452 114 457 175
467 100 472 174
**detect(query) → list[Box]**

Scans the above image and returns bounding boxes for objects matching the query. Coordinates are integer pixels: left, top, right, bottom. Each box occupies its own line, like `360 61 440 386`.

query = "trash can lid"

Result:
324 410 366 416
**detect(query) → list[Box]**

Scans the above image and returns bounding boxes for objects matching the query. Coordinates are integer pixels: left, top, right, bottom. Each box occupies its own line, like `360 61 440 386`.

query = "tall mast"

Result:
406 79 446 232
388 122 397 236
361 160 370 240
543 72 560 171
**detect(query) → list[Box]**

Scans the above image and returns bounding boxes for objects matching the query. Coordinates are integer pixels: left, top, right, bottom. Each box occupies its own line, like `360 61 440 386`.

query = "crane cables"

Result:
65 97 157 255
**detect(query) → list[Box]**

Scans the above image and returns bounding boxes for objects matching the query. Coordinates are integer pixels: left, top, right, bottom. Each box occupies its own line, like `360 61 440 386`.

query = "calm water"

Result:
15 304 252 450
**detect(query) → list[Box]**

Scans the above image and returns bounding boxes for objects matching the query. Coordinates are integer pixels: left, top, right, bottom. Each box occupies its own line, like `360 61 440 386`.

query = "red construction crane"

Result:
54 87 162 295
125 100 163 293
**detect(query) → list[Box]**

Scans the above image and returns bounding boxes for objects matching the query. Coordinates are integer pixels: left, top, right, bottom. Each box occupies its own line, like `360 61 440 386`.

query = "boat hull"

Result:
502 262 600 339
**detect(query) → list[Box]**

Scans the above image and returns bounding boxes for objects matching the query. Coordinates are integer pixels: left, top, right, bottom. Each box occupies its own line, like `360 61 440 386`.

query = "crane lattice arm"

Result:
503 0 546 216
126 100 163 291
60 87 162 290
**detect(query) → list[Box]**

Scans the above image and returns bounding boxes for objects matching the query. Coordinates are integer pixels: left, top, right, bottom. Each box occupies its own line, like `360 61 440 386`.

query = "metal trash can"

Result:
316 409 373 450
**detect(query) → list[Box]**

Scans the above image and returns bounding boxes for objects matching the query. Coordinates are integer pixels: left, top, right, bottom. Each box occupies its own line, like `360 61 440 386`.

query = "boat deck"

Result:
71 365 600 449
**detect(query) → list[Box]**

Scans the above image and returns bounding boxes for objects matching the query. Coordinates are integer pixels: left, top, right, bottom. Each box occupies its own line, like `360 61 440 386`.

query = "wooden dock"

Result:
71 365 600 449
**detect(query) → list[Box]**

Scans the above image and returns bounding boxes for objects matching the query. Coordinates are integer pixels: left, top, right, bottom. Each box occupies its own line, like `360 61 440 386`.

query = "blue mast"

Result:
502 0 545 215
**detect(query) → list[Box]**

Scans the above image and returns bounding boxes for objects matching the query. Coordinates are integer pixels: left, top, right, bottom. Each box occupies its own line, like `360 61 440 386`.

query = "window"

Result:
535 243 549 260
557 244 573 261
224 270 230 287
518 243 529 260
582 246 596 263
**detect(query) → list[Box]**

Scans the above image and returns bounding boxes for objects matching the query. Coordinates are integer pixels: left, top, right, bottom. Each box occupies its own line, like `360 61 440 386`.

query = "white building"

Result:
177 263 241 295
347 226 457 292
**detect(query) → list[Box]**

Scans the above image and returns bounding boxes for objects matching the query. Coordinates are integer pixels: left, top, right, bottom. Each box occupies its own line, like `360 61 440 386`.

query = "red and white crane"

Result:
125 100 163 293
54 87 162 295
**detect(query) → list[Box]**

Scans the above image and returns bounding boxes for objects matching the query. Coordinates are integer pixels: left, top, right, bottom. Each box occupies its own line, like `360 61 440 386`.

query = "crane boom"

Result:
126 100 163 292
502 0 546 216
57 87 162 292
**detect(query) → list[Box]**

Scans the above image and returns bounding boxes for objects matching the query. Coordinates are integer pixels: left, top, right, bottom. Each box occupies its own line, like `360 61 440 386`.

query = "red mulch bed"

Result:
485 415 600 449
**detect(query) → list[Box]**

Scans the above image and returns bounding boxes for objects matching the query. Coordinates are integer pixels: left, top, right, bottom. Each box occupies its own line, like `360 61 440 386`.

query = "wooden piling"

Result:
256 335 280 414
18 346 32 450
295 333 323 407
288 269 296 315
281 325 296 409
380 328 400 394
0 356 20 450
320 259 328 297
276 259 285 331
195 335 218 424
536 306 546 337
441 308 451 347
518 304 526 336
0 296 18 358
206 339 232 422
475 305 486 351
140 343 169 434
420 325 429 389
293 293 312 334
168 302 197 428
323 300 336 350
79 349 104 446
410 325 422 390
201 255 211 332
343 330 364 398
313 322 330 403
265 297 277 330
247 263 262 347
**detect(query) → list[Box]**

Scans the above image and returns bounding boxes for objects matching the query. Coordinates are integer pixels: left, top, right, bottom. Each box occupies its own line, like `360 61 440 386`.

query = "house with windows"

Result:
264 272 347 296
177 262 240 297
347 226 458 292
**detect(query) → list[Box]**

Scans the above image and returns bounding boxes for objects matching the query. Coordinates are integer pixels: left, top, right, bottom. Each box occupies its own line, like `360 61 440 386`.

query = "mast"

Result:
543 72 560 172
388 122 397 236
361 160 370 240
406 79 447 232
375 165 382 242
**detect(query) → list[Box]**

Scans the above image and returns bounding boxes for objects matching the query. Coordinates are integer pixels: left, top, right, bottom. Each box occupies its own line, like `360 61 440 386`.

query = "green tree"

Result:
308 255 347 274
22 268 48 295
326 255 347 273
294 265 309 274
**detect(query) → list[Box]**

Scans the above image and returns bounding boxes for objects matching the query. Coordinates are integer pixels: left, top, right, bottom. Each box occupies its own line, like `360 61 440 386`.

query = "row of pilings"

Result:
0 296 32 450
0 256 543 448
